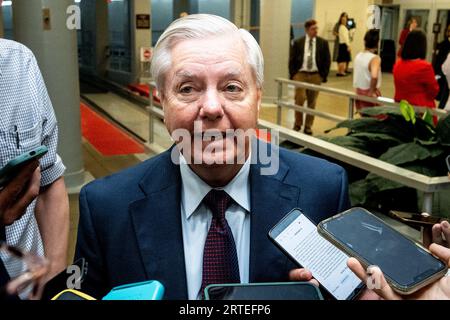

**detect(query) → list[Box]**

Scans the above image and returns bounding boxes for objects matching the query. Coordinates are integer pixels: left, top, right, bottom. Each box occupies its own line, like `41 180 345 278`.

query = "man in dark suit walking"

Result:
75 14 350 300
289 19 331 135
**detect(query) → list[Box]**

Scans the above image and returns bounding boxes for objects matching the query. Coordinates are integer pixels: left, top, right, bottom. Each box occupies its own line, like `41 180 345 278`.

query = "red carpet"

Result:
80 103 145 156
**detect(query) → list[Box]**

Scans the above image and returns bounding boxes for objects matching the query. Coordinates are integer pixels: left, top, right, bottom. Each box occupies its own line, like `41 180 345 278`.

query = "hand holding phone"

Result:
0 146 47 225
0 160 41 226
348 243 450 300
318 208 448 295
268 209 364 300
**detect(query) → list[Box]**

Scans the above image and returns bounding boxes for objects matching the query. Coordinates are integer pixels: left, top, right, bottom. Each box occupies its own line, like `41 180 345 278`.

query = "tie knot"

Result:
203 189 232 219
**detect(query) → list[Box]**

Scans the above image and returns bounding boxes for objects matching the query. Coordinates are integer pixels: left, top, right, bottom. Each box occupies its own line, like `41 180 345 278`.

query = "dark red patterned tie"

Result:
199 189 240 297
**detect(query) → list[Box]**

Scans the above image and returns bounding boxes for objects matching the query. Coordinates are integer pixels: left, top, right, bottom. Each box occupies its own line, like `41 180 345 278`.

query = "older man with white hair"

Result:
75 14 350 300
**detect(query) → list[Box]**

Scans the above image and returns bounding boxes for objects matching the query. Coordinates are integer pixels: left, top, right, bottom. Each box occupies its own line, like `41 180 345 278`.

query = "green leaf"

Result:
400 100 416 124
321 136 372 155
350 132 403 145
415 138 439 146
379 142 444 166
422 110 434 127
329 118 413 142
349 176 403 205
349 179 372 205
366 174 404 192
436 114 450 146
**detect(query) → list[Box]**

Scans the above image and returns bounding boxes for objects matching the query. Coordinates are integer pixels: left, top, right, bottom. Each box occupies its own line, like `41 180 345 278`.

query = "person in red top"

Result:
393 30 439 113
398 18 417 57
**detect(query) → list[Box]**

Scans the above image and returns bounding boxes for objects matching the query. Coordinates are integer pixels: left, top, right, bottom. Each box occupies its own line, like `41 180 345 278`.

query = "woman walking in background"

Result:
336 12 351 76
353 29 382 111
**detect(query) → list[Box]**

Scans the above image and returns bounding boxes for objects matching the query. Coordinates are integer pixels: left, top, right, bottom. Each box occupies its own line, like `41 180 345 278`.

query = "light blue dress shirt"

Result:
179 154 251 300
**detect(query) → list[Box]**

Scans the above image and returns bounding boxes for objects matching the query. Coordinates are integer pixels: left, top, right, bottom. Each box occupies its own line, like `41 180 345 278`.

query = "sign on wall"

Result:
140 47 153 63
136 14 151 29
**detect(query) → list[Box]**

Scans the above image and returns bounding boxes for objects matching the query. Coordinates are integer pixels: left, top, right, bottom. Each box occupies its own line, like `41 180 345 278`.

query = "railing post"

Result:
422 192 434 214
348 97 354 120
276 81 283 125
148 83 155 144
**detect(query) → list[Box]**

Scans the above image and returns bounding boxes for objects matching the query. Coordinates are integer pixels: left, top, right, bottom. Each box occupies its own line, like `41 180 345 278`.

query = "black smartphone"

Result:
318 207 448 295
0 146 48 189
268 209 365 300
41 258 87 300
204 282 323 300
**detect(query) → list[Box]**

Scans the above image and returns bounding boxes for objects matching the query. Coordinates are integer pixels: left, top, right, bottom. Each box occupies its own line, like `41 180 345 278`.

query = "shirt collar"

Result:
306 35 316 43
179 153 251 219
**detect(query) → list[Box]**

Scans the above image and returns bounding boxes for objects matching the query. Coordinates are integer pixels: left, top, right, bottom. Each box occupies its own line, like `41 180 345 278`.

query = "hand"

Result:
0 160 41 226
432 221 450 248
347 243 450 300
289 268 320 287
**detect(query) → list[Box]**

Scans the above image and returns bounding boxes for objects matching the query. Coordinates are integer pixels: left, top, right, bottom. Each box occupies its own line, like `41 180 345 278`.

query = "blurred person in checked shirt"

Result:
0 39 69 284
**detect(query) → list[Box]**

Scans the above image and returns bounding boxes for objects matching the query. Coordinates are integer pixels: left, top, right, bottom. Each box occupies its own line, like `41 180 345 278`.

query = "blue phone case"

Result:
0 145 48 188
102 280 165 300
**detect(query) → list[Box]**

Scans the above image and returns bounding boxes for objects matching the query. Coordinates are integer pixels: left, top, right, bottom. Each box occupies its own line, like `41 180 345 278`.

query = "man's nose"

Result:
199 89 224 121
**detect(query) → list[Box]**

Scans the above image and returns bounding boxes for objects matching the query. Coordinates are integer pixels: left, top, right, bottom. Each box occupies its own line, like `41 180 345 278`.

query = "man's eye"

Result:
226 84 242 93
179 86 194 94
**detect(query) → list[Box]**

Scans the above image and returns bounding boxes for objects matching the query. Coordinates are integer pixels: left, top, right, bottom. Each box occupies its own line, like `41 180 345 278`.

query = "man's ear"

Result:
256 88 262 116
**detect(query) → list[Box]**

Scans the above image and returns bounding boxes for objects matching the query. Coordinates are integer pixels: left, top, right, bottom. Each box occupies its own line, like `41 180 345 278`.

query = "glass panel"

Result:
250 0 260 43
151 0 174 46
108 0 131 72
77 0 96 70
1 1 13 40
290 0 314 41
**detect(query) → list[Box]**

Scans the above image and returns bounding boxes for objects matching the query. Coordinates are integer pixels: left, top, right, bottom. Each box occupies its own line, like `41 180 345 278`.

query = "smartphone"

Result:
318 207 448 295
0 146 48 188
102 280 165 300
41 258 88 300
204 282 323 300
268 209 365 300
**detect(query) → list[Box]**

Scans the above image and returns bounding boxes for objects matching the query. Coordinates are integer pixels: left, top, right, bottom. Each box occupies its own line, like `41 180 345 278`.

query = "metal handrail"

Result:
276 77 448 119
258 119 449 194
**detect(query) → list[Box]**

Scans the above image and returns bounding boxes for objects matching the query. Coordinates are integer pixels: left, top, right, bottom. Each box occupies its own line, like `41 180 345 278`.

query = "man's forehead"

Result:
172 34 246 57
174 69 243 78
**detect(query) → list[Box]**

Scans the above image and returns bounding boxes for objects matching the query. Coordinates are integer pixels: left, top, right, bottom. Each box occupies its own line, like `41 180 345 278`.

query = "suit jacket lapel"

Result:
249 148 301 282
129 150 188 299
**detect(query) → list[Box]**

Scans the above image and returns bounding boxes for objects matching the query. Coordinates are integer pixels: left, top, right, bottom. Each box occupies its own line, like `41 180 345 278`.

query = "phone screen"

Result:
321 208 447 289
270 210 363 300
206 283 322 300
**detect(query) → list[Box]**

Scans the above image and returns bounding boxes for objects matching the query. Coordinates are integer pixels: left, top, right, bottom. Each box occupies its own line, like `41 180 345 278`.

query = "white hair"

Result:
151 14 264 91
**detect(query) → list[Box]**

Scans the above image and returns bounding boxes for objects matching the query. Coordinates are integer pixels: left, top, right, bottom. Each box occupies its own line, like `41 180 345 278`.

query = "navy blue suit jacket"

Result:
75 145 350 299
